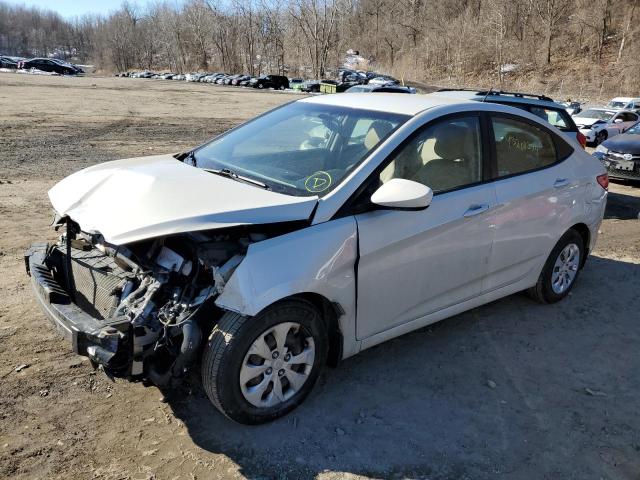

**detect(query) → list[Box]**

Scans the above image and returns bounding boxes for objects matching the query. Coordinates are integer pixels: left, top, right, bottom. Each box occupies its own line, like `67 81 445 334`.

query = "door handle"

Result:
554 178 569 188
463 204 490 218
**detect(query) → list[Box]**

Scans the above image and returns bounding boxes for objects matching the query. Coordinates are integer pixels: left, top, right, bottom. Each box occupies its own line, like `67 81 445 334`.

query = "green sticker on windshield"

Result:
304 171 332 193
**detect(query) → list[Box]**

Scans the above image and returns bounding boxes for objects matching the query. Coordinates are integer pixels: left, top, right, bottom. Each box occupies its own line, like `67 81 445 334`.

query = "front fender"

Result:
215 216 360 358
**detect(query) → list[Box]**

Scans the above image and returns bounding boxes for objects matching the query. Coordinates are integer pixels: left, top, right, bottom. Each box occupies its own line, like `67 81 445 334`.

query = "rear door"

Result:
483 113 577 291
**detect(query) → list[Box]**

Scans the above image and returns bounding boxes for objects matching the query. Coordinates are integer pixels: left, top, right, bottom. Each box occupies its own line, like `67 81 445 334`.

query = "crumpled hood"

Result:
574 117 602 128
48 154 318 245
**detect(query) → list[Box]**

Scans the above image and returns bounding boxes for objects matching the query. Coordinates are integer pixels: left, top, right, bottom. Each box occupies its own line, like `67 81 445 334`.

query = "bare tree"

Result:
533 0 571 64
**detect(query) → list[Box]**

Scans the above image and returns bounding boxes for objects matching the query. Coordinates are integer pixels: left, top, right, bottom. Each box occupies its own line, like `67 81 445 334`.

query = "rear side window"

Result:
529 106 569 130
620 112 638 122
498 102 576 132
492 117 557 177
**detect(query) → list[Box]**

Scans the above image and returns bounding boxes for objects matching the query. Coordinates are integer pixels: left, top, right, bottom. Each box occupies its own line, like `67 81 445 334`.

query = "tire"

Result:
527 229 584 304
257 84 264 89
596 130 608 145
201 299 328 424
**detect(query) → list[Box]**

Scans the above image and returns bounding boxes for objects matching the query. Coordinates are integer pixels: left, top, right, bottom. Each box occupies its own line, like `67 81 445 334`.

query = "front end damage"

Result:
25 217 282 386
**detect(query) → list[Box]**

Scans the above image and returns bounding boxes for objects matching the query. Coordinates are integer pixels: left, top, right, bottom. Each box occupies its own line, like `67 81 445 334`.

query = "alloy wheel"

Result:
239 322 315 408
551 243 580 294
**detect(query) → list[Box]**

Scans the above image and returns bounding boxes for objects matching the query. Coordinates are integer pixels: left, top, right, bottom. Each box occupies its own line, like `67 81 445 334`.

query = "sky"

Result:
6 0 148 18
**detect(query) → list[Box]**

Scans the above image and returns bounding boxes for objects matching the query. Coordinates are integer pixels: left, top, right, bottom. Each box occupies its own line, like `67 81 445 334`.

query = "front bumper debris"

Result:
25 243 131 373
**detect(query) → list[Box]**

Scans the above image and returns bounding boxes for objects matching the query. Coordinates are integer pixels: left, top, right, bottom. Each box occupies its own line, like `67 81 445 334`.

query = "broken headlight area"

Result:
35 217 271 386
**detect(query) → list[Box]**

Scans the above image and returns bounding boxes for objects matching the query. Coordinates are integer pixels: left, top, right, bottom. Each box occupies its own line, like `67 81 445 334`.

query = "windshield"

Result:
607 101 628 109
191 102 408 196
575 109 615 121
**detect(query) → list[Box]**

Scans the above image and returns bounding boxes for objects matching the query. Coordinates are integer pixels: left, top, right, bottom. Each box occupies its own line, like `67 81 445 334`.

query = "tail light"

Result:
577 131 587 149
596 173 609 190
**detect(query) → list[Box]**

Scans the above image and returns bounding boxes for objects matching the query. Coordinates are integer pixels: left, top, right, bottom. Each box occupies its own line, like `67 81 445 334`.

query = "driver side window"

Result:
379 116 483 193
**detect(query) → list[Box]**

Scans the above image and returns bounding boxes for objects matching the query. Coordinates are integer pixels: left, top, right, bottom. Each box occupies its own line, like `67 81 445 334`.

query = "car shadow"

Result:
161 255 640 479
604 185 640 219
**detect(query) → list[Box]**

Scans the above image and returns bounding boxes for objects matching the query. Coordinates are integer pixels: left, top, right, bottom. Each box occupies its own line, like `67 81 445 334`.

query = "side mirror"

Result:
371 178 433 210
614 118 624 124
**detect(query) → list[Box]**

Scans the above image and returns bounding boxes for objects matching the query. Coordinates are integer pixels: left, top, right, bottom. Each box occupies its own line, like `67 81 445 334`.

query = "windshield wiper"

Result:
204 168 270 190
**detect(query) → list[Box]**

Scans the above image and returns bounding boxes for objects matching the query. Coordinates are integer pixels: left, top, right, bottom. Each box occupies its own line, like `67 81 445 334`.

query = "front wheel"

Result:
201 299 328 424
527 229 584 304
596 130 608 145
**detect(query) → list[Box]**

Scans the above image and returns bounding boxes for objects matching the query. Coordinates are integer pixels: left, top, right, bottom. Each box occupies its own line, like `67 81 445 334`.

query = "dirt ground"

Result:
0 74 639 480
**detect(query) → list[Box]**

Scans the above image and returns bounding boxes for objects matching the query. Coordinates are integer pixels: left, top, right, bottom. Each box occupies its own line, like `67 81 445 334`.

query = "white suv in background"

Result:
26 94 608 423
607 97 640 111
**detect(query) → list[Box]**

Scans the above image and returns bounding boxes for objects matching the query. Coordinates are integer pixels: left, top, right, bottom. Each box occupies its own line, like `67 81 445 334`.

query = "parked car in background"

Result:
224 74 241 85
185 72 205 82
132 71 155 79
172 74 186 81
27 94 607 424
301 79 321 92
18 58 83 75
0 55 20 69
606 97 640 112
289 78 304 91
239 77 254 87
204 73 224 83
560 101 582 116
251 74 289 90
368 76 399 86
593 121 640 182
346 84 415 94
159 72 176 80
232 75 251 86
573 108 639 145
432 89 586 148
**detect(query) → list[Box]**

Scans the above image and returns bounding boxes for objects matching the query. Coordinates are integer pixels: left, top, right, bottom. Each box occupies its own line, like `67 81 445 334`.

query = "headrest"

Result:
364 120 394 150
432 124 471 160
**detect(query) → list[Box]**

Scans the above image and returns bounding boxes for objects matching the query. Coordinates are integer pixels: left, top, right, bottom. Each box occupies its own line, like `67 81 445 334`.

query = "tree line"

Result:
1 0 639 98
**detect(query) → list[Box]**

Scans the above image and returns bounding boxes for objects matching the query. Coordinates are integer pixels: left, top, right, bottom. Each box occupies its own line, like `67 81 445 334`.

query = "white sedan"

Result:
26 94 608 424
573 108 639 145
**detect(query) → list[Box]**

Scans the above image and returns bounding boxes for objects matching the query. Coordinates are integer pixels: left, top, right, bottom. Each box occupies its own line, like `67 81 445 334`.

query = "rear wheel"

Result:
527 229 584 304
201 299 327 424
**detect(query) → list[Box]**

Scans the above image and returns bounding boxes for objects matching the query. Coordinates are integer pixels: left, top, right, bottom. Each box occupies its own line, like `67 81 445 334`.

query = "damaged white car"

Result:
26 94 608 424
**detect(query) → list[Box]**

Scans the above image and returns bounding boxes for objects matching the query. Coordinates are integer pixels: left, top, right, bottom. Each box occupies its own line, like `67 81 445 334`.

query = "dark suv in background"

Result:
433 89 586 148
250 74 289 90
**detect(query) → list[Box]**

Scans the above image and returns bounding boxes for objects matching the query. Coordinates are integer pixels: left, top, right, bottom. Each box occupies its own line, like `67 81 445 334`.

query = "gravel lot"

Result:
0 74 639 480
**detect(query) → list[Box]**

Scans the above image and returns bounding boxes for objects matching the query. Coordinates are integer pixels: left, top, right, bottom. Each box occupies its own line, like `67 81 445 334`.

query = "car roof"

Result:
299 93 469 115
610 97 639 102
430 89 567 110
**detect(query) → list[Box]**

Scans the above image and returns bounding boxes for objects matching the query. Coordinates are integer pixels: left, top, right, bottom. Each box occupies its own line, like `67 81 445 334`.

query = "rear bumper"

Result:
25 243 131 371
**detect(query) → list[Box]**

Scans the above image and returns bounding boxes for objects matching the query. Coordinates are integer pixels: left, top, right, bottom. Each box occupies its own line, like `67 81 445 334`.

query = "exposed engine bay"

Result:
40 216 297 386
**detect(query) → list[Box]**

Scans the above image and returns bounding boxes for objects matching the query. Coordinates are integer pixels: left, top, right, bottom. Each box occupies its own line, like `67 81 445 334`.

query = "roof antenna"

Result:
481 87 494 102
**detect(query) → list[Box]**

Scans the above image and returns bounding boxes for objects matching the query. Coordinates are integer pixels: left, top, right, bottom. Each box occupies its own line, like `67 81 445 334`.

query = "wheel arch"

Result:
257 292 344 368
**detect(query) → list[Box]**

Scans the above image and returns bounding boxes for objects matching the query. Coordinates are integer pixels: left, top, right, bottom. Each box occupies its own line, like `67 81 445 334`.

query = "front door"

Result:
354 114 497 339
